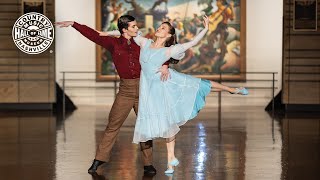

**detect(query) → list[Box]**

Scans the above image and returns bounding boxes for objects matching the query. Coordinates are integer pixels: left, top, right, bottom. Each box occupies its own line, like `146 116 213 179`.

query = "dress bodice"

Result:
139 40 169 76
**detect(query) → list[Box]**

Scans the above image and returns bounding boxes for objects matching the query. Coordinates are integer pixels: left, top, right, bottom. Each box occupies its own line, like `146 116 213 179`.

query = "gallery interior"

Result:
0 0 319 179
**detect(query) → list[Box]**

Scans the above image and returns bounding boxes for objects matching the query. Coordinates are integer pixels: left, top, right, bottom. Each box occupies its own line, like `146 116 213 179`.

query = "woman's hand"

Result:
55 21 74 28
157 65 171 82
230 1 235 7
98 30 121 37
202 15 209 29
98 31 109 36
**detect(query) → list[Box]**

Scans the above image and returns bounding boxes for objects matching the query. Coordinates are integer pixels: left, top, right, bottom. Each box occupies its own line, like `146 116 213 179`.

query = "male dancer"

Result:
56 15 180 175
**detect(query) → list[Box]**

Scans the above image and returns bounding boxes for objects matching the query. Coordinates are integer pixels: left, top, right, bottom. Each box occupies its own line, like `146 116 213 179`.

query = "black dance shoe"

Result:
88 159 106 174
144 165 157 175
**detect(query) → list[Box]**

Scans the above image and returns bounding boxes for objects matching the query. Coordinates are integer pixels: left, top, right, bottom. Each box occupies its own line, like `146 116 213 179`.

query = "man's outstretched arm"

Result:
55 21 113 50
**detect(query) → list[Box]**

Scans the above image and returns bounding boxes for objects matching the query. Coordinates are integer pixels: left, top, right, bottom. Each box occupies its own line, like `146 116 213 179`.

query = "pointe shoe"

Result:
164 158 179 174
169 158 179 166
230 87 248 95
164 168 174 174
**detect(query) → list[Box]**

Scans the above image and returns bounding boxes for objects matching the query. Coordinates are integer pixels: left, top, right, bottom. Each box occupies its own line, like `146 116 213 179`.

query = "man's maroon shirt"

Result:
72 22 169 79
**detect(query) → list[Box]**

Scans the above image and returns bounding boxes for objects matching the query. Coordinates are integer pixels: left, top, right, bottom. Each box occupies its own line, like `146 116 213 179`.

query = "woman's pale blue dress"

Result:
108 29 211 143
130 28 212 143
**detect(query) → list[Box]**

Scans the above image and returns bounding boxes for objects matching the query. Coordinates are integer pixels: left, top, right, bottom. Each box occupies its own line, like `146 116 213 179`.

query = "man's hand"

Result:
55 21 74 28
157 65 171 82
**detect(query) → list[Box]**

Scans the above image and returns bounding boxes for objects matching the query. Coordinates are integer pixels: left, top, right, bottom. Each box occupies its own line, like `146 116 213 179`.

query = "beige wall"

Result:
55 0 95 80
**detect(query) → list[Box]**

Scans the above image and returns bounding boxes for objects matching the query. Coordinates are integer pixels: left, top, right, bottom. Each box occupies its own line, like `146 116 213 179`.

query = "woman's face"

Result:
155 23 171 38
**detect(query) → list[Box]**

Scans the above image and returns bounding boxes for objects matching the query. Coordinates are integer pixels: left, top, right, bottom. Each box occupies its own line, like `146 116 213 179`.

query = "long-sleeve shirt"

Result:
72 22 142 79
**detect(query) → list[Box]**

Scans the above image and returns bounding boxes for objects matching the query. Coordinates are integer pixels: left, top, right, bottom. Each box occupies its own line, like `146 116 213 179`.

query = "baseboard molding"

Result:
285 104 320 112
0 103 53 110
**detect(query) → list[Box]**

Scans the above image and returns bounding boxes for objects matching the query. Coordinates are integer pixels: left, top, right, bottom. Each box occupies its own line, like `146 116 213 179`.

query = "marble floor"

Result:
0 105 319 180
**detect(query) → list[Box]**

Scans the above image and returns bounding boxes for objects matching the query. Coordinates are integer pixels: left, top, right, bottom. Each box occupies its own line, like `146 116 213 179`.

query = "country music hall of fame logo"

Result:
12 12 54 54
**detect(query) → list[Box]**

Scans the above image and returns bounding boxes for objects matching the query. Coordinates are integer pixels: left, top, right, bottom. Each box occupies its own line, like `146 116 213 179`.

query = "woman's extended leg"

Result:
210 81 248 95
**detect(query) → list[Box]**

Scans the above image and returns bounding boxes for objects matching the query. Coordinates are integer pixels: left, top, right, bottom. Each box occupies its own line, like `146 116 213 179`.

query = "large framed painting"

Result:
96 0 246 81
293 0 317 31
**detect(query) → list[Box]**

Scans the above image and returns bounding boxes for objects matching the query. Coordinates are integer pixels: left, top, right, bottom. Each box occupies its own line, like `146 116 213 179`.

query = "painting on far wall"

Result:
96 0 246 81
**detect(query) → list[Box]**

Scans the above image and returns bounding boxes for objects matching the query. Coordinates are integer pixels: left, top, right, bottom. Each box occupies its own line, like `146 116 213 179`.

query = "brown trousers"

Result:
95 78 153 166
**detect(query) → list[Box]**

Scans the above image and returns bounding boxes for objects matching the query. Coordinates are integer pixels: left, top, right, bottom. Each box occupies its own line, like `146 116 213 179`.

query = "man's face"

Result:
123 20 139 37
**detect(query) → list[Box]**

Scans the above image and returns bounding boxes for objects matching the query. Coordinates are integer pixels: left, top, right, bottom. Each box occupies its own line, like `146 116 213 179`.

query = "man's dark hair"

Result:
117 15 135 34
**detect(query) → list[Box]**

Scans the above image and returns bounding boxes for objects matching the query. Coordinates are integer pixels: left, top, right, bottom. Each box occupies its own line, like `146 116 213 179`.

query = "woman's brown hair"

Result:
162 22 179 64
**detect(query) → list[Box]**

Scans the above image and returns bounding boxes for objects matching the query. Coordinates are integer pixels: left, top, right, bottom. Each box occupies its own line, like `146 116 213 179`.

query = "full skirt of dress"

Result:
133 68 212 144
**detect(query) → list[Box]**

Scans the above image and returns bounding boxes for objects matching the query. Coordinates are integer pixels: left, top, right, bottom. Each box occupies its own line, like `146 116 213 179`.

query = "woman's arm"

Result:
99 30 121 36
166 16 209 59
99 30 149 47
